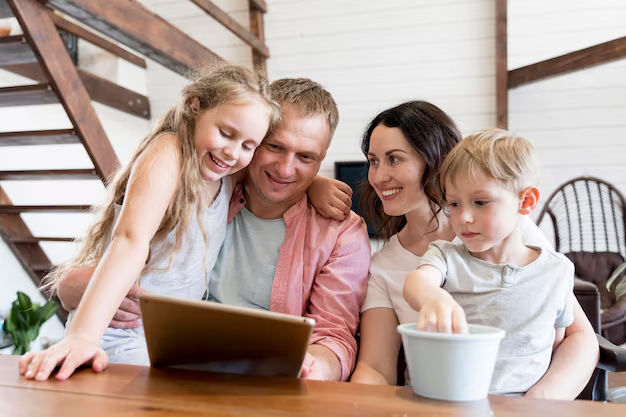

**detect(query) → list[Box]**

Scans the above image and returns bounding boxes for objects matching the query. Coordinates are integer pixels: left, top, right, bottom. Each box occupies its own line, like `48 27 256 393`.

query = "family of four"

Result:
19 64 598 399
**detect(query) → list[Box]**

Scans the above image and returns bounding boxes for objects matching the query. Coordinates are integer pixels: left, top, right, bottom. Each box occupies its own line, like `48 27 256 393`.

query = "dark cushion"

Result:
565 251 625 309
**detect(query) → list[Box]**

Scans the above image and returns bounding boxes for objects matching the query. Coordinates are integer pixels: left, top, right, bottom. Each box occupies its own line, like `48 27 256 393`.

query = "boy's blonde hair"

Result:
440 128 538 194
269 78 339 144
42 64 281 296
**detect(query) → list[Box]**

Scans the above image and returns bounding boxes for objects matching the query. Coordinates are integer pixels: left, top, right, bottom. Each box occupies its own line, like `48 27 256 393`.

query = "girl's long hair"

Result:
42 64 281 296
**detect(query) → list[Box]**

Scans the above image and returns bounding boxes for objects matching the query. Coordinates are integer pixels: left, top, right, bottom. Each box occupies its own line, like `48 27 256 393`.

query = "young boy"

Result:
402 128 575 395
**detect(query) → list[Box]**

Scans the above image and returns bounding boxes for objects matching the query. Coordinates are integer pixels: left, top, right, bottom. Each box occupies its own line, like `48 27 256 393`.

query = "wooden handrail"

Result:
44 0 224 76
249 0 267 13
495 0 507 129
249 0 267 75
509 36 626 89
50 13 147 68
190 0 269 58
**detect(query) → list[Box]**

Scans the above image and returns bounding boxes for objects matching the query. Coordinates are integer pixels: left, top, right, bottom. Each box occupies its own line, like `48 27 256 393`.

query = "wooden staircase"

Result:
0 0 269 322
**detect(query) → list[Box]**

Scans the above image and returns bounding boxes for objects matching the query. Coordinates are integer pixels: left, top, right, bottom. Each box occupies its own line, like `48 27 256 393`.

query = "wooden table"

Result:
0 355 624 417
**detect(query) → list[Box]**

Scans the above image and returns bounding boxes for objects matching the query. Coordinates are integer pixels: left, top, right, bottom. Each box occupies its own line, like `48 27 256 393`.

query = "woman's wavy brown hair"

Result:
42 64 281 296
359 101 462 241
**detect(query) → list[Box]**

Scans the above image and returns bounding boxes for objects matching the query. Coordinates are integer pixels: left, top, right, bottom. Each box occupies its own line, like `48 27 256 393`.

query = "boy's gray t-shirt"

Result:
419 240 575 394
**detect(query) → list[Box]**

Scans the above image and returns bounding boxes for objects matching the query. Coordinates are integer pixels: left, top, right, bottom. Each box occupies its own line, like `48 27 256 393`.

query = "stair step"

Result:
0 169 98 181
11 236 75 243
0 84 58 107
0 35 36 66
0 0 13 18
0 129 80 147
0 205 91 213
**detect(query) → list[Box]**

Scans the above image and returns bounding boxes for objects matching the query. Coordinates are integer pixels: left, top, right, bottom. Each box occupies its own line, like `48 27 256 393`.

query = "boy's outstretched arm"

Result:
525 298 599 400
403 266 468 334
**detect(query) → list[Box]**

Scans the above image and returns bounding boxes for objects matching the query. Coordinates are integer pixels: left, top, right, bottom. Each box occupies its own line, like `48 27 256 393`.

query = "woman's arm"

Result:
350 308 402 385
19 134 182 380
525 298 599 399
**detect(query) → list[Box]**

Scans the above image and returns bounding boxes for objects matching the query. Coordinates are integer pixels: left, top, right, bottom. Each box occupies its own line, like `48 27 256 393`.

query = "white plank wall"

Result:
508 0 626 215
142 0 497 177
264 0 496 177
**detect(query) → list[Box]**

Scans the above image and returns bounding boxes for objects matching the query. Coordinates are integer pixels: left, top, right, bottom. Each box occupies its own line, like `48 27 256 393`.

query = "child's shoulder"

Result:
138 133 181 164
425 239 464 257
536 247 575 273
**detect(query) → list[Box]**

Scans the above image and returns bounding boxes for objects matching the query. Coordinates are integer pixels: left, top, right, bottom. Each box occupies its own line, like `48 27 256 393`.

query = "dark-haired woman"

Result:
350 101 598 400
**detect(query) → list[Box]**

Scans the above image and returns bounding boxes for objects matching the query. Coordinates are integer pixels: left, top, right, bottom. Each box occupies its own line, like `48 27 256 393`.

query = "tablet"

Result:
139 293 315 377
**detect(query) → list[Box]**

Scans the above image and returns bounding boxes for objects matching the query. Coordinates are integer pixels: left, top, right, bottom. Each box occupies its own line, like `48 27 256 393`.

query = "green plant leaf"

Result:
37 301 59 325
5 292 59 355
4 312 15 333
17 291 32 311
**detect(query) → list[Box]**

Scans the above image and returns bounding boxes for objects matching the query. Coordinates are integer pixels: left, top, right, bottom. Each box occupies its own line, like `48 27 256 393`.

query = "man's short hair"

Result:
441 128 538 193
269 78 339 142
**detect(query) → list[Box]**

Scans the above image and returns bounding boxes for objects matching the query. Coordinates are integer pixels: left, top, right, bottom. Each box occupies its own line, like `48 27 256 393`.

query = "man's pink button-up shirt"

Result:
228 185 371 380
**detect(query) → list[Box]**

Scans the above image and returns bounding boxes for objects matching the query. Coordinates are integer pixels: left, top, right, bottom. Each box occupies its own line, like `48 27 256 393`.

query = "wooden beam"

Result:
8 0 119 180
49 13 147 69
0 84 58 107
0 169 98 180
0 205 91 213
2 63 151 119
495 0 507 129
0 35 36 66
0 129 79 146
190 0 269 58
44 0 224 76
509 36 626 89
249 0 267 13
249 0 267 76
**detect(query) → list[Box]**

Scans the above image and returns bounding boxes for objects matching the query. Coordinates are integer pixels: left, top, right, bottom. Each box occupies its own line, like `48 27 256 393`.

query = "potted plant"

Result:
3 291 58 355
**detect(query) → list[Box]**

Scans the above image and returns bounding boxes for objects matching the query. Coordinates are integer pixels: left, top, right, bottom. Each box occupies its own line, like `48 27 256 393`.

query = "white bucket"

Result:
397 323 505 401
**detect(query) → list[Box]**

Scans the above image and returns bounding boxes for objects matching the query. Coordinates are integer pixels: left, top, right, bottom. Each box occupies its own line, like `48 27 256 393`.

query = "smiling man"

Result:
205 79 370 381
56 78 371 382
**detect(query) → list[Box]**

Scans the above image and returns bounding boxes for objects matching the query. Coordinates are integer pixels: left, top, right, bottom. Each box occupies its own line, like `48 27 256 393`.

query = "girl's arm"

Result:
57 266 147 329
307 175 353 221
350 308 402 385
19 134 182 381
525 298 599 400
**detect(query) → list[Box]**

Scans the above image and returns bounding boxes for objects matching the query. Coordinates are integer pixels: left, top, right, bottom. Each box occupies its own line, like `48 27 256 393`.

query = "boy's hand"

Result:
308 176 353 221
19 335 108 381
417 291 468 334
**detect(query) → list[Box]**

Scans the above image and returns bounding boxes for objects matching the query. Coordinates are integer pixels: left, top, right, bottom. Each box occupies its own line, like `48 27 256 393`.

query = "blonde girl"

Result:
19 64 281 380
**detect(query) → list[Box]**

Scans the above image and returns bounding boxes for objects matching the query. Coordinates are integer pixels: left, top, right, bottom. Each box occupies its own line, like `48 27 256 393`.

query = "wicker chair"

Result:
536 176 626 345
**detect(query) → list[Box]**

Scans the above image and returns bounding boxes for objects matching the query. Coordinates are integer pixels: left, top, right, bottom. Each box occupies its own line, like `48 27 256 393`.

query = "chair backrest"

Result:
536 176 626 258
